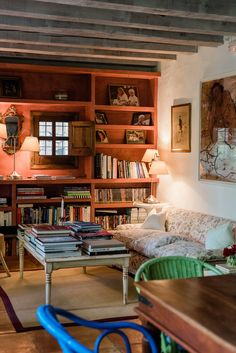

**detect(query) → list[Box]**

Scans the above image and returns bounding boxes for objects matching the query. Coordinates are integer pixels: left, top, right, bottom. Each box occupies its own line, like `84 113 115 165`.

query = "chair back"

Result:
37 304 158 353
135 256 223 283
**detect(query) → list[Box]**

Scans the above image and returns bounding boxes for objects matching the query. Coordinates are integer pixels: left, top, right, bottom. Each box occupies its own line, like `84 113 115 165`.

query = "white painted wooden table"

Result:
17 235 130 305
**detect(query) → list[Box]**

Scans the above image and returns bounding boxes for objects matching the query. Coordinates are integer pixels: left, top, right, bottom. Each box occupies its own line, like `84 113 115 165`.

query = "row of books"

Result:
17 205 91 225
0 211 12 226
95 187 151 202
94 153 149 179
95 214 131 230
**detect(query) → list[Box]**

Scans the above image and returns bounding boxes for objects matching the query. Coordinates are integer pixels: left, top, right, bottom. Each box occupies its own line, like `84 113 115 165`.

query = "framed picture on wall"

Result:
200 75 236 183
0 76 22 98
171 103 191 152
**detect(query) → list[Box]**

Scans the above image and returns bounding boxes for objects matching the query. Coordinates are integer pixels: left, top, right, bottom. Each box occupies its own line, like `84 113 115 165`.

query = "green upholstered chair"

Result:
134 256 223 353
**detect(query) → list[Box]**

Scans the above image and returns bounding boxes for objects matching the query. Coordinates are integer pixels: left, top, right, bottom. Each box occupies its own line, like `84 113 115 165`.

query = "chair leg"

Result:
0 251 11 277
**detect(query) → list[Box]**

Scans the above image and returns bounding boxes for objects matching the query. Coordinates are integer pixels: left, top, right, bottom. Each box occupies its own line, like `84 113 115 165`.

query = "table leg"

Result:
122 265 129 304
82 266 87 274
45 264 53 305
19 239 24 279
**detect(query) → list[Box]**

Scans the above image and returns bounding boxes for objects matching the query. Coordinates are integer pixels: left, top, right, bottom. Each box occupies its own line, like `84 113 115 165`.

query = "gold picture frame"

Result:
171 103 191 152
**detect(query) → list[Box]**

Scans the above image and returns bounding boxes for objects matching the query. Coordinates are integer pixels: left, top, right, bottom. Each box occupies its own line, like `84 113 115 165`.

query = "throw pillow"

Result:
141 211 166 231
205 222 234 249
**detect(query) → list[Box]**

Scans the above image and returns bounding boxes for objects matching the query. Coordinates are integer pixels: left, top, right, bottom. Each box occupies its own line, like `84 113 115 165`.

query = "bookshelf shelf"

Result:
95 125 154 131
95 144 155 149
95 105 155 112
16 198 91 204
94 202 135 209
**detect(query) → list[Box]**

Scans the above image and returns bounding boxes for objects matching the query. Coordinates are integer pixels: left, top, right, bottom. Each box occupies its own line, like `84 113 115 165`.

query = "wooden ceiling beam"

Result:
0 51 160 67
0 30 197 54
31 0 236 22
0 1 233 37
0 42 176 61
0 13 224 47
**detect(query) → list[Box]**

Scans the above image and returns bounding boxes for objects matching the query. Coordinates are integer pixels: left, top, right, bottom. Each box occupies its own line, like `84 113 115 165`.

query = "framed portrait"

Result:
132 112 152 126
96 129 109 143
0 77 21 98
171 103 191 152
109 85 140 106
95 112 107 124
126 130 145 144
200 75 236 183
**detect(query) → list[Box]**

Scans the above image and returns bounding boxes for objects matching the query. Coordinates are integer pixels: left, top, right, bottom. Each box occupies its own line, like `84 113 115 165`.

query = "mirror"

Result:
1 105 24 155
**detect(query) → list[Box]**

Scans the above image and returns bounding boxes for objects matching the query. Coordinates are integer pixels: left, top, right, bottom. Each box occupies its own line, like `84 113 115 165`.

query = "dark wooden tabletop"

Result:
135 274 236 353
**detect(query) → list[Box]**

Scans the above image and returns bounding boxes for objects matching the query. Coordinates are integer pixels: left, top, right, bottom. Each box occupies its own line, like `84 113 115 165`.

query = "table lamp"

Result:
142 149 160 166
8 136 40 179
145 160 168 203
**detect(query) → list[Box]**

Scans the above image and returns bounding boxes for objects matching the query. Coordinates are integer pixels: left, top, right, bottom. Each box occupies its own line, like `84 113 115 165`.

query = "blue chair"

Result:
37 304 158 353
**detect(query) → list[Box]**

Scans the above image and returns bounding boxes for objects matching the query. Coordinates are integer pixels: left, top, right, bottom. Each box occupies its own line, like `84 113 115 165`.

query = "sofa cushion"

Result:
151 240 224 261
112 228 186 256
205 222 234 249
141 211 166 231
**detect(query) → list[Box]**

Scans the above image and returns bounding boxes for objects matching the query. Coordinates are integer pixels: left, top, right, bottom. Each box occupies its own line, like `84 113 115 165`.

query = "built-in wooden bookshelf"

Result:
0 63 159 254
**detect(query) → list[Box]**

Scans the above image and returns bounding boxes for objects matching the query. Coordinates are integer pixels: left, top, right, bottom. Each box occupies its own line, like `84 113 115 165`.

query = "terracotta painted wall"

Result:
158 42 236 220
0 104 84 178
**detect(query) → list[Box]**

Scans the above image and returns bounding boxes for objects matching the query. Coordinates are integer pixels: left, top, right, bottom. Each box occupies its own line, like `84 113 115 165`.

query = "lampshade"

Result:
142 149 159 162
20 136 40 152
149 160 168 175
0 123 7 139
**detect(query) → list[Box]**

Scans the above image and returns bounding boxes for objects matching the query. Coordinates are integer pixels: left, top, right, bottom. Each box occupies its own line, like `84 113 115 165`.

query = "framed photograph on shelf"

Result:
95 112 107 124
132 112 152 126
126 130 145 144
0 77 22 98
96 129 109 143
109 85 140 106
171 103 191 152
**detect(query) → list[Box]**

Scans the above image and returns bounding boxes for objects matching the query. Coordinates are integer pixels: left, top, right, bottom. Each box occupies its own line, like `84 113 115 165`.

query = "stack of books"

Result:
24 224 82 258
65 221 102 233
82 238 128 256
17 187 46 200
63 186 91 199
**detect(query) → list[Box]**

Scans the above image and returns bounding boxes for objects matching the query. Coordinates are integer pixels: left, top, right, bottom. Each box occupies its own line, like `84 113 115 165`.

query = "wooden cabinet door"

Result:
69 121 95 156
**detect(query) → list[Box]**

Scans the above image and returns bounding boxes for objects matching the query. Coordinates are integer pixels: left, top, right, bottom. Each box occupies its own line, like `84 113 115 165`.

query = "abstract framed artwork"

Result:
171 103 191 152
200 75 236 183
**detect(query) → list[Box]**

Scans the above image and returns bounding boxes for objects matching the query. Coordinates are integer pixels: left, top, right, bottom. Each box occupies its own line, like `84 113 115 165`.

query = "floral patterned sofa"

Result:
112 207 236 274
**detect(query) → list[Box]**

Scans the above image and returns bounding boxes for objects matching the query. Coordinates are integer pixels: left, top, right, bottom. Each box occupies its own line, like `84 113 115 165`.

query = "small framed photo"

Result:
109 85 139 106
95 112 107 124
171 103 191 152
96 129 109 143
0 77 21 98
132 112 152 126
126 130 145 144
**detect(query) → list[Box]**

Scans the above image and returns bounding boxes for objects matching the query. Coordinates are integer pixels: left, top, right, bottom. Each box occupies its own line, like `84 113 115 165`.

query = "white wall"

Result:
158 42 236 220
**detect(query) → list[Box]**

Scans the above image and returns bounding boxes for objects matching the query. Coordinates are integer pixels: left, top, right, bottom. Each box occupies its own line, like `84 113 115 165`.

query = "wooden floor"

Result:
0 256 143 353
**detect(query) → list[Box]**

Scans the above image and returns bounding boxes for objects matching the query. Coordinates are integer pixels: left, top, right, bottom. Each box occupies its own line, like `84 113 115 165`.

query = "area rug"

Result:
0 266 138 331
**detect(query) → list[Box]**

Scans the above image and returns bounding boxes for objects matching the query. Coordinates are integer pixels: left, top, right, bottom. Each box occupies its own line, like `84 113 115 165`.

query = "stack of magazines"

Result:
23 224 82 258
